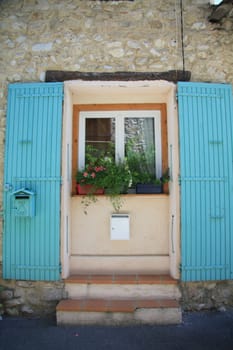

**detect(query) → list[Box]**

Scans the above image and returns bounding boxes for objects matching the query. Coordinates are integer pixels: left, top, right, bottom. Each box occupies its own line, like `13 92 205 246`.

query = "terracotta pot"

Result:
76 184 104 195
163 182 169 194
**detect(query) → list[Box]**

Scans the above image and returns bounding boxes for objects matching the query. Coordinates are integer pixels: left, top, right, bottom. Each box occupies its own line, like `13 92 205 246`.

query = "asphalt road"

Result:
0 309 233 350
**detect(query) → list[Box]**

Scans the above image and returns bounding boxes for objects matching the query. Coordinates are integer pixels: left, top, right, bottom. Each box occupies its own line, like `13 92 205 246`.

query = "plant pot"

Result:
127 187 136 194
76 184 104 195
163 182 169 194
136 183 163 194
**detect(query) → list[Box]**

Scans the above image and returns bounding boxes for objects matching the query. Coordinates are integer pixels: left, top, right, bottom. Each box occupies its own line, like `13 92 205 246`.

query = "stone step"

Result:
57 274 182 325
56 298 182 326
65 274 181 300
66 274 177 284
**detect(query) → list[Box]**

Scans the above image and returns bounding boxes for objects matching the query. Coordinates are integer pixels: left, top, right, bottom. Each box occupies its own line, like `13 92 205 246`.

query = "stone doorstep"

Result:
66 274 178 285
56 298 180 313
64 274 181 302
57 275 182 325
56 298 182 325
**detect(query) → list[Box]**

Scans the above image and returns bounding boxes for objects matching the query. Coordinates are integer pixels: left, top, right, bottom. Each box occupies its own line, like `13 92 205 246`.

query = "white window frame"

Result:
78 110 162 178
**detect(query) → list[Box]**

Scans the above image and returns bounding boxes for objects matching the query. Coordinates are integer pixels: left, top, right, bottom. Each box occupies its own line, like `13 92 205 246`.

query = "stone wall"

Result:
0 277 65 317
1 279 233 317
0 0 233 315
0 0 232 84
180 281 233 311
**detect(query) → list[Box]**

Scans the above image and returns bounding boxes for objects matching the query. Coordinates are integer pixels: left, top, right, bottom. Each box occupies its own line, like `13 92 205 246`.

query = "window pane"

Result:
125 117 156 184
85 118 115 161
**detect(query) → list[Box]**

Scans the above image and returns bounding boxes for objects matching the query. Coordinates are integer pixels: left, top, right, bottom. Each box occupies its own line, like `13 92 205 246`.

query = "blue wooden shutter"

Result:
178 82 233 281
3 82 63 281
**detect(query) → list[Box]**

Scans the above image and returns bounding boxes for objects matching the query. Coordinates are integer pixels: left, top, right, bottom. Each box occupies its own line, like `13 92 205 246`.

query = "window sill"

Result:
72 193 169 198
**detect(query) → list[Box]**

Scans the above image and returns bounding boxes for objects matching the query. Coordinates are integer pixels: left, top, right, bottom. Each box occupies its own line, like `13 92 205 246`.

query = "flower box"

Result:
136 183 163 194
76 184 104 195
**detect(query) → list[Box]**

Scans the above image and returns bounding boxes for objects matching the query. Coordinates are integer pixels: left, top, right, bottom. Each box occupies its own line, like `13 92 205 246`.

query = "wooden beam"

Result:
45 70 191 83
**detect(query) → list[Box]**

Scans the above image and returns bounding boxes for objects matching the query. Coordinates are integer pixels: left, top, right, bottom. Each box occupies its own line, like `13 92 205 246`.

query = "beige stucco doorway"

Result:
60 80 180 279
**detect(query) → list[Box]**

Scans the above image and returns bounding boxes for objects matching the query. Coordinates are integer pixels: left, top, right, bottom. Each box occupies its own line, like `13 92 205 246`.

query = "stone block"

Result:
134 307 182 325
41 287 64 301
21 305 34 315
16 281 35 288
0 289 13 300
5 298 22 308
0 303 4 315
32 43 53 52
6 308 19 316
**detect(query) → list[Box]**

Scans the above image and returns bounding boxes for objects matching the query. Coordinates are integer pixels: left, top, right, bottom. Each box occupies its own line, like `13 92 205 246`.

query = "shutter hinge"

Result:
178 175 181 185
179 263 182 272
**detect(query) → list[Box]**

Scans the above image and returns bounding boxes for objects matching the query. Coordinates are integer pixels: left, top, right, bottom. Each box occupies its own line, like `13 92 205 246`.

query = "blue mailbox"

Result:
12 188 36 217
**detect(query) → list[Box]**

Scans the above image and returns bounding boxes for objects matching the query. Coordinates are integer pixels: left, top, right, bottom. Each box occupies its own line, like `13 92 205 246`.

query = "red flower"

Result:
94 166 105 172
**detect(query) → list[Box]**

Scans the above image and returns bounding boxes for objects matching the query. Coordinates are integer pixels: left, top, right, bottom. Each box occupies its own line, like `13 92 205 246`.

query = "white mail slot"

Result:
110 214 130 240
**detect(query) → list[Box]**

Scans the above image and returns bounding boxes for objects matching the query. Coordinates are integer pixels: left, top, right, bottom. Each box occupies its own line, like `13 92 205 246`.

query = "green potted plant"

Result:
126 146 162 194
76 145 131 213
76 165 106 195
135 176 163 194
135 169 171 194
